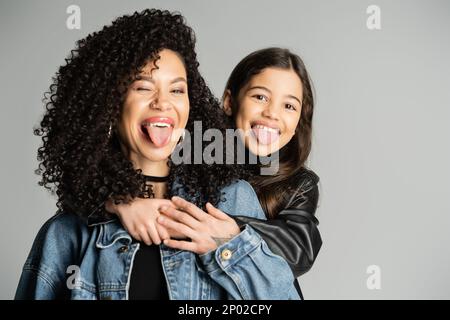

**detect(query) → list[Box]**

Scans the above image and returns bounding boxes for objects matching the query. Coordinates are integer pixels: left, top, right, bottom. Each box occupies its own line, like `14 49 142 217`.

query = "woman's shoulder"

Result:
220 179 259 203
27 211 90 264
38 211 88 236
18 211 93 298
217 179 266 219
220 179 254 193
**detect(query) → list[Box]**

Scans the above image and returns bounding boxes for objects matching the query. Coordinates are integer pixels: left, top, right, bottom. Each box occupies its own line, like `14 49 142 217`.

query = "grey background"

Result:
1 0 449 299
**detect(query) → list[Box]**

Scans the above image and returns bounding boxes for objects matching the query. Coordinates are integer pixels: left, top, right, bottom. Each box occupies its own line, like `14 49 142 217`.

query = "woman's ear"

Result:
222 90 233 116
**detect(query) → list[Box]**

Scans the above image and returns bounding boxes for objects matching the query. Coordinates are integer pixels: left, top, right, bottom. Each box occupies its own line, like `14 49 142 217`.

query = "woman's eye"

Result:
171 88 185 94
285 104 297 111
136 87 152 91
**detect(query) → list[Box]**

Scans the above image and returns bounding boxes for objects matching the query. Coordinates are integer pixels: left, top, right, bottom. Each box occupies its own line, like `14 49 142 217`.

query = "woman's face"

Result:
118 49 189 171
224 67 303 156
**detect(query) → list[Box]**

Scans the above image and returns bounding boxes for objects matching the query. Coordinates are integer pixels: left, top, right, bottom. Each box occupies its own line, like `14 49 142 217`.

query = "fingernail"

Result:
158 216 164 223
160 206 167 211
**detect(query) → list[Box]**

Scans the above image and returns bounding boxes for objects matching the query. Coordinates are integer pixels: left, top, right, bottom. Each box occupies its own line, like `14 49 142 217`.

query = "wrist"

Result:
231 220 241 236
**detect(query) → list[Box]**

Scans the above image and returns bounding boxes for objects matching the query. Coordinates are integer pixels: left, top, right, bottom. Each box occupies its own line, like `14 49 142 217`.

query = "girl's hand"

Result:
105 197 182 245
157 196 241 255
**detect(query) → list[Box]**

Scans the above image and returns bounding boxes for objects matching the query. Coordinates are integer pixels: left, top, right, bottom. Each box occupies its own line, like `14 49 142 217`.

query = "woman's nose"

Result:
150 93 172 111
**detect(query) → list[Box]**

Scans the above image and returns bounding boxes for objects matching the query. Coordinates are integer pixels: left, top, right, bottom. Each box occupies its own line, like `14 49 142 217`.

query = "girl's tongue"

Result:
251 127 280 145
144 125 173 148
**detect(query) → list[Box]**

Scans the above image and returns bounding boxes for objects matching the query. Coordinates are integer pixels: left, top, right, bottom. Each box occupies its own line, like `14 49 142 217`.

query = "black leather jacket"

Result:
232 168 322 278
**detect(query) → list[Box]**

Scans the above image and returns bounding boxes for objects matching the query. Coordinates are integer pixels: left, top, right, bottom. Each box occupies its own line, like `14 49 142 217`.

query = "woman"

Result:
15 9 299 300
111 48 322 298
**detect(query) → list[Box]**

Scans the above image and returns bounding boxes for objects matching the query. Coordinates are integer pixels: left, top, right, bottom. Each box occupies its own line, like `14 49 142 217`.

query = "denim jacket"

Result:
15 180 300 300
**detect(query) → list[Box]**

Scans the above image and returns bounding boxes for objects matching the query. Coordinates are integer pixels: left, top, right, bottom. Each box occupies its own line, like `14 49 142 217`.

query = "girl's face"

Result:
224 67 303 156
118 49 190 172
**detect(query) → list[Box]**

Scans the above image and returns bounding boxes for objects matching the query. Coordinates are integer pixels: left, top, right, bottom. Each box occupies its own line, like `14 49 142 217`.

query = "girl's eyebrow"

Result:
286 94 302 106
248 85 271 93
248 85 302 106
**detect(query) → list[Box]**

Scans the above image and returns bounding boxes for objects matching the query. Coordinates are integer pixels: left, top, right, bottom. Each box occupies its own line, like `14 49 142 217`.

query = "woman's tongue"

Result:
144 125 173 148
251 127 280 145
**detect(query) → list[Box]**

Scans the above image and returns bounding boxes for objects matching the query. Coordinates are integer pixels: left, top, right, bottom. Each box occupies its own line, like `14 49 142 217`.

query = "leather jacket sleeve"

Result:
232 169 322 278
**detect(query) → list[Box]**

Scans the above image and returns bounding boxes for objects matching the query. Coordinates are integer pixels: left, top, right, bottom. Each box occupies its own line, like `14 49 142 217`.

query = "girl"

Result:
223 47 322 280
15 10 299 300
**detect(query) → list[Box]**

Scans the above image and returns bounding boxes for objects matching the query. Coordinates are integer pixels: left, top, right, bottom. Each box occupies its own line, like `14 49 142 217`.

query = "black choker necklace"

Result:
143 175 170 182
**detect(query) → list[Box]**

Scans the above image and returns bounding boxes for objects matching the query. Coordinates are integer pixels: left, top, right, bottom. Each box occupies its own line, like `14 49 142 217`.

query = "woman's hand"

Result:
157 196 241 255
105 197 183 245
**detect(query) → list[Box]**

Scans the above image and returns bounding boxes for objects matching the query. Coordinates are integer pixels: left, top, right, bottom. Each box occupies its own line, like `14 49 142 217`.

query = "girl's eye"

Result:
253 94 268 102
285 104 297 111
136 87 152 91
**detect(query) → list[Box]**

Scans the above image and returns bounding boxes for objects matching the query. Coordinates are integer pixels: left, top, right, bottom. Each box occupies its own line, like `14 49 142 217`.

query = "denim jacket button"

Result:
221 249 232 260
118 245 129 253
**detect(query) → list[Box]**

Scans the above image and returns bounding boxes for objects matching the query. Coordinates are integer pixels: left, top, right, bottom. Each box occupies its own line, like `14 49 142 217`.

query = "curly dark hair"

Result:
35 9 244 220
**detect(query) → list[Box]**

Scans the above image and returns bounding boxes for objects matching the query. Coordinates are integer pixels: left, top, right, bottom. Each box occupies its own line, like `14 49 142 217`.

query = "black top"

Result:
129 243 169 300
129 174 170 300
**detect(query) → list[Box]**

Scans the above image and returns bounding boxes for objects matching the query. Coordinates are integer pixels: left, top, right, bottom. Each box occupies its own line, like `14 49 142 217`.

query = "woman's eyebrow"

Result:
135 74 154 82
170 77 187 84
134 75 187 84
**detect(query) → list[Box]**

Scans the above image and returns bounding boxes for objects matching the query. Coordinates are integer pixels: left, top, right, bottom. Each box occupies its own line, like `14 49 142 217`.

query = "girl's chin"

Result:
246 138 282 157
249 147 273 157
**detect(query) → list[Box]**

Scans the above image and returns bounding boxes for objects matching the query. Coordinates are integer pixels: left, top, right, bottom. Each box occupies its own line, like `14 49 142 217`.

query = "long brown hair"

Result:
224 47 315 218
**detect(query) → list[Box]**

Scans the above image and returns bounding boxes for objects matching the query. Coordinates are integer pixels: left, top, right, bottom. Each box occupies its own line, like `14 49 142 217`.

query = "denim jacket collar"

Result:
81 200 130 249
95 220 132 249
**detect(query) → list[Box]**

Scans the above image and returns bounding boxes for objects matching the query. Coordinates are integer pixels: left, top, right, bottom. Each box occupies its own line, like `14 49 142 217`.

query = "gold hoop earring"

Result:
108 124 113 139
